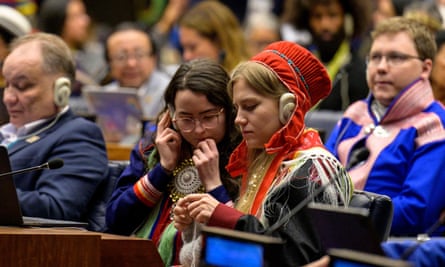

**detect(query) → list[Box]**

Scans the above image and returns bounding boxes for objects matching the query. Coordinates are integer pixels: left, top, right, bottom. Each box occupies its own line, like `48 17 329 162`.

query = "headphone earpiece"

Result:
279 93 296 124
54 77 71 107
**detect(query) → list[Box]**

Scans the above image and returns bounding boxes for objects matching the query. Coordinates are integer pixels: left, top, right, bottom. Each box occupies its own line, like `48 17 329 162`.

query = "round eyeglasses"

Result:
172 108 224 133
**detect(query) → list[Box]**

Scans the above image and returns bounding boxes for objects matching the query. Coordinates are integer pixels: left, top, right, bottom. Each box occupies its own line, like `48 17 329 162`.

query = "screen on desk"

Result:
328 249 411 267
204 235 263 267
201 226 283 267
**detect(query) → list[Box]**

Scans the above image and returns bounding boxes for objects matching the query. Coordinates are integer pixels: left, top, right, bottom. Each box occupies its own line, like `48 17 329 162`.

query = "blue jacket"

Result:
3 109 108 221
326 79 445 236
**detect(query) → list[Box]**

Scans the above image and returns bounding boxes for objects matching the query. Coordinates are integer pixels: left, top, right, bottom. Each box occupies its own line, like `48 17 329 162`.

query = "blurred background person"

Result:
37 0 107 95
409 0 445 29
244 11 282 57
431 29 445 105
103 22 171 121
283 0 372 111
98 22 172 145
281 0 312 46
147 0 190 68
372 0 415 27
177 0 249 72
0 5 32 126
403 0 443 34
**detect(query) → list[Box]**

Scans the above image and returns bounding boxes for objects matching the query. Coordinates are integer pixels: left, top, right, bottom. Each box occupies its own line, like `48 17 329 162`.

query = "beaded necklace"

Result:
168 158 205 204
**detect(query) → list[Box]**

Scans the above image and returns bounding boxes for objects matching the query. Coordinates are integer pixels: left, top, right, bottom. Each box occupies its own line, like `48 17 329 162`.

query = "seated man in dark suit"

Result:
0 32 108 223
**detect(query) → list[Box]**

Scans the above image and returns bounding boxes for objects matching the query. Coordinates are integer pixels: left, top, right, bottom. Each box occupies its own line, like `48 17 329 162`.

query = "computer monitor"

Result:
200 226 283 267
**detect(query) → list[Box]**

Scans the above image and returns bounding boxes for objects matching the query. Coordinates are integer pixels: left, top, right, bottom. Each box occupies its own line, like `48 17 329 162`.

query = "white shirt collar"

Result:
0 106 69 145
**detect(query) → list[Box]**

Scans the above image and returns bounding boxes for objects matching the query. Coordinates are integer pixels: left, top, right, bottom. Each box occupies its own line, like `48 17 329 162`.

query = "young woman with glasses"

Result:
105 58 242 266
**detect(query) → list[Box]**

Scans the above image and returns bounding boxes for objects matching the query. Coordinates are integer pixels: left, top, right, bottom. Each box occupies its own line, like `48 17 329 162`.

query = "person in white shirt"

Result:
104 22 172 121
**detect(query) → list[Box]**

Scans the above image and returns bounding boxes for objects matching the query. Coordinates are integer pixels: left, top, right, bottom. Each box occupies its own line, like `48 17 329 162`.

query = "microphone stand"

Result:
0 163 51 178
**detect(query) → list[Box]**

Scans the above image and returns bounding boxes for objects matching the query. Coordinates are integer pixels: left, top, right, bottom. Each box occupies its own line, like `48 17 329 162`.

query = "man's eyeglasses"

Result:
111 50 152 65
366 52 423 67
172 108 224 133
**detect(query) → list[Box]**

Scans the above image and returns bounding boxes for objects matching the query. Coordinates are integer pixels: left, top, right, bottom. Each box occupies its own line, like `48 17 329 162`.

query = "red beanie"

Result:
251 41 331 108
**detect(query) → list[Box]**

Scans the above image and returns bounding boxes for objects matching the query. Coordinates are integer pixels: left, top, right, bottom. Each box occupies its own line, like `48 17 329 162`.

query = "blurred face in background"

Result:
62 0 90 48
372 0 397 27
309 0 345 43
246 27 280 57
179 26 220 63
107 30 155 88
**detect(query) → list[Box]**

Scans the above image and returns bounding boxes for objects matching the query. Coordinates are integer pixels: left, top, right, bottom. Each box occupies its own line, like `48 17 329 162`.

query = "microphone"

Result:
0 158 64 178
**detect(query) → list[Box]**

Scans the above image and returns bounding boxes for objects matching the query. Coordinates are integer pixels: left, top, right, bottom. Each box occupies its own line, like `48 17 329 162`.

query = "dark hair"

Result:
104 21 157 63
163 58 242 199
436 29 445 50
286 0 371 39
0 27 14 44
37 0 69 36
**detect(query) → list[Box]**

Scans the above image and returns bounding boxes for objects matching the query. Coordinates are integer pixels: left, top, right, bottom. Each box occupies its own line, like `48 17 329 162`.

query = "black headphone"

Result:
279 93 296 124
53 77 71 107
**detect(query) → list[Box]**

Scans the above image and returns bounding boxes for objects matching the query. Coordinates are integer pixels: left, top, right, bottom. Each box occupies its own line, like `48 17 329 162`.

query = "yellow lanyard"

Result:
325 40 351 80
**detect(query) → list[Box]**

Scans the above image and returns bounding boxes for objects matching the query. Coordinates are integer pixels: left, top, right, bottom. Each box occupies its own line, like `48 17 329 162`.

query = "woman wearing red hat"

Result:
173 41 353 266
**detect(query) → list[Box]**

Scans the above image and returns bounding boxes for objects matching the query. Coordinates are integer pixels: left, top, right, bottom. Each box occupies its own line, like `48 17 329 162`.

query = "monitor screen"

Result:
204 235 263 267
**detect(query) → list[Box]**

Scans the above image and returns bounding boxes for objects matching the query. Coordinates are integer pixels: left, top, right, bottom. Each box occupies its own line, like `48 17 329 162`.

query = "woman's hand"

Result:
179 193 219 224
173 197 194 231
193 139 222 191
155 111 182 171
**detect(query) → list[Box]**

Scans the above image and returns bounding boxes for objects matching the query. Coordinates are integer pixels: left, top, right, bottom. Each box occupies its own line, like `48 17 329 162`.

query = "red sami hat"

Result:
251 41 331 109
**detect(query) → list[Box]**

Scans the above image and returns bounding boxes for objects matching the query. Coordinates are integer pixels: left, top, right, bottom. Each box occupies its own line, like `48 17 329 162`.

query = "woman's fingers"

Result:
179 194 219 224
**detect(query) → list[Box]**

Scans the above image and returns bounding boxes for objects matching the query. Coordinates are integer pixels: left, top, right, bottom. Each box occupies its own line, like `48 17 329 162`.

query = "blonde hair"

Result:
228 61 288 99
371 16 436 61
179 0 249 71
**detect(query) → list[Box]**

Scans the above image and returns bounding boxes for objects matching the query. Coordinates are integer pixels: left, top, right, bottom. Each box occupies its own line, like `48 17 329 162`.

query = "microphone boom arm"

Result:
0 159 64 178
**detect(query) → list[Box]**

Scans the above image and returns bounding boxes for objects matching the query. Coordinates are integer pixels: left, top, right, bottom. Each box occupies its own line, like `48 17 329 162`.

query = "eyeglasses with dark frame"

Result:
366 52 424 67
172 108 224 133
